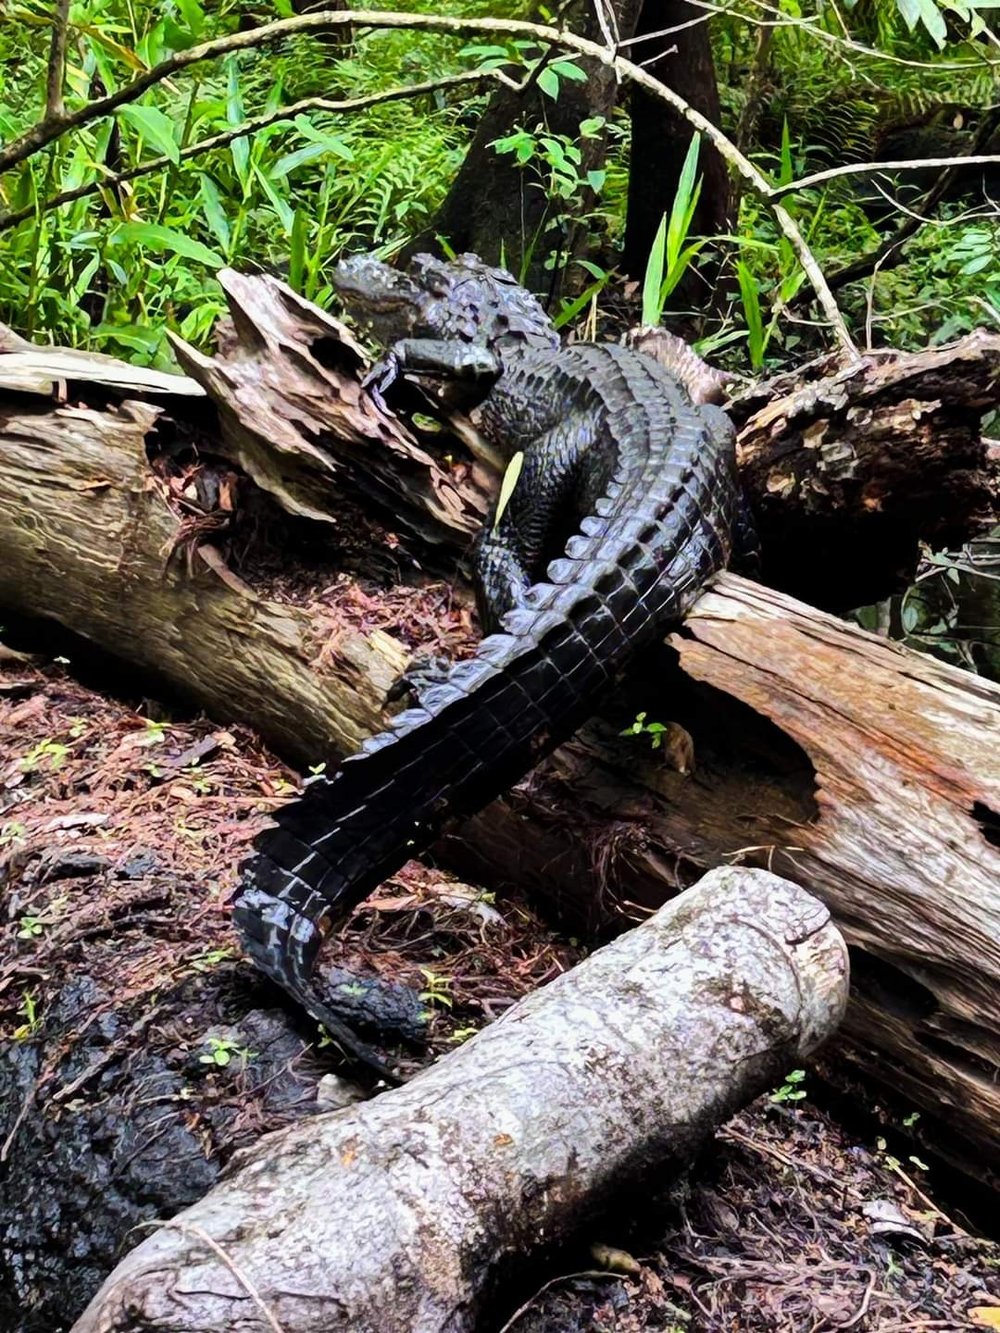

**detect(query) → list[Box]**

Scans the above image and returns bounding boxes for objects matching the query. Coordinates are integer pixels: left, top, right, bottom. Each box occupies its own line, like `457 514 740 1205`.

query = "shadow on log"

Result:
73 868 848 1333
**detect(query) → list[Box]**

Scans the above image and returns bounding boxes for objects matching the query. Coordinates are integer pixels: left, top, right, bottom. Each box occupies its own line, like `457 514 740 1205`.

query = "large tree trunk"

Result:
73 867 848 1333
621 0 730 288
0 282 997 1183
417 0 643 291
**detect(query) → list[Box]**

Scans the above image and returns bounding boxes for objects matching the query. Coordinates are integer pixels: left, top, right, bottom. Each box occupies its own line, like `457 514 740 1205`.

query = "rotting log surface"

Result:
73 868 848 1333
441 579 1000 1182
0 292 998 1181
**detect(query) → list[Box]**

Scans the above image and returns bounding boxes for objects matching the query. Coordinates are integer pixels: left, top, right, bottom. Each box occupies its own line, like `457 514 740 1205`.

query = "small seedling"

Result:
621 711 669 750
769 1068 807 1104
199 1035 254 1067
0 821 27 848
20 739 70 772
13 991 42 1040
189 947 234 972
137 719 168 747
447 1026 480 1044
16 915 43 940
418 968 454 1010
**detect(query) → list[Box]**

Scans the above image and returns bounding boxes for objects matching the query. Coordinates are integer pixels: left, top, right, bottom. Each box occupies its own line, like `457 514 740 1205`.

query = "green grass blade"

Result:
641 213 668 326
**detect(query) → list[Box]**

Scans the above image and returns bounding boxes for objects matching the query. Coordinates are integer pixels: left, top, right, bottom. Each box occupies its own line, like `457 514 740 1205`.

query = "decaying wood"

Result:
637 325 1000 608
169 270 493 544
0 280 997 1181
72 867 848 1333
441 576 1000 1182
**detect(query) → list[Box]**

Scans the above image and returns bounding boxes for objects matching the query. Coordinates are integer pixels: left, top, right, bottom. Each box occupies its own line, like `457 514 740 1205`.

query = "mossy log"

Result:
0 277 998 1184
73 868 848 1333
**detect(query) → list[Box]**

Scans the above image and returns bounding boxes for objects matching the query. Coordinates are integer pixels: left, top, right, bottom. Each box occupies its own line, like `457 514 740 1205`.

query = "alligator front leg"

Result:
365 338 501 411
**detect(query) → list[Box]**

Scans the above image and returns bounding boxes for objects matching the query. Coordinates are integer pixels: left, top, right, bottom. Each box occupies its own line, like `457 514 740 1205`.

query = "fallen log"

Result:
443 578 1000 1183
72 867 848 1333
0 287 997 1180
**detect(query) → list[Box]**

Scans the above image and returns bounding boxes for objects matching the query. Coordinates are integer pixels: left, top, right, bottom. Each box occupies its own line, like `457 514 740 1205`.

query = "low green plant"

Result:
16 916 44 940
490 112 607 282
199 1035 254 1067
769 1068 808 1104
418 967 454 1010
189 947 234 972
621 711 669 750
13 991 42 1041
0 822 27 848
640 133 706 326
19 739 71 773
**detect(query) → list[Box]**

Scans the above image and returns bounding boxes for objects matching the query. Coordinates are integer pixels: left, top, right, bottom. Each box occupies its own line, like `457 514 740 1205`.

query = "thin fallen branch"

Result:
774 152 1000 199
0 9 858 359
72 868 848 1333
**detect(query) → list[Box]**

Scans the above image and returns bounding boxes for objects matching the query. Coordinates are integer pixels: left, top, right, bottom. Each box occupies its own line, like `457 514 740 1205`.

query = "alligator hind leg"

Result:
474 415 598 633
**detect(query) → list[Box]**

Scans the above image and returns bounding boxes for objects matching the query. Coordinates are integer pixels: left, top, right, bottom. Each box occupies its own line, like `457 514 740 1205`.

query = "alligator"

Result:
232 252 742 1076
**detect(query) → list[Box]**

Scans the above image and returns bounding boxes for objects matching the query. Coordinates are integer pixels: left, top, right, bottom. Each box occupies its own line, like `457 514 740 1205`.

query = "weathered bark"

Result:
0 286 998 1180
621 0 730 285
441 579 1000 1184
639 326 1000 608
73 867 848 1333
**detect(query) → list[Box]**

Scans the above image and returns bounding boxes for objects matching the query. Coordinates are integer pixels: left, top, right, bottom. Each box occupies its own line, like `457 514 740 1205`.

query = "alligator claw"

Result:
387 651 455 705
362 352 400 412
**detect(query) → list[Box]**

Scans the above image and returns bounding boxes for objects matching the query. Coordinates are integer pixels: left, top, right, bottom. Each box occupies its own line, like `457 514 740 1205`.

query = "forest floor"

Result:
0 655 998 1332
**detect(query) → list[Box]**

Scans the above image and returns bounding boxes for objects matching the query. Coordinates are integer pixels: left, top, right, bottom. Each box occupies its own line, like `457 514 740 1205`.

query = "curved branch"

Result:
0 71 507 235
0 9 858 359
774 153 1000 199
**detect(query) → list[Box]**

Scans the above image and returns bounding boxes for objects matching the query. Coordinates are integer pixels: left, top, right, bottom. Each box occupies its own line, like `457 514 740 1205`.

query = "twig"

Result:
133 1218 288 1333
774 153 1000 199
497 1270 619 1333
0 70 508 234
821 106 1000 294
837 1269 878 1330
0 1080 35 1164
45 0 71 120
0 9 858 359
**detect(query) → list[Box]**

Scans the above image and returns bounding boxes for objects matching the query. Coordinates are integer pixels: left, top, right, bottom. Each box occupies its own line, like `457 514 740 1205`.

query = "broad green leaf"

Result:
253 162 294 233
225 58 249 192
779 118 794 188
174 0 205 38
736 260 765 369
117 105 180 163
666 134 702 271
291 119 355 160
198 174 231 254
537 67 560 99
74 22 146 70
552 273 611 330
895 0 921 29
915 0 948 45
551 59 587 81
112 222 223 268
271 142 335 178
660 240 707 301
289 208 307 290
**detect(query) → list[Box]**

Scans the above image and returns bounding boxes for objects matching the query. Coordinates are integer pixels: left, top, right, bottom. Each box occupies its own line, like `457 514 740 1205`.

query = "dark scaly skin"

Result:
232 254 740 1075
